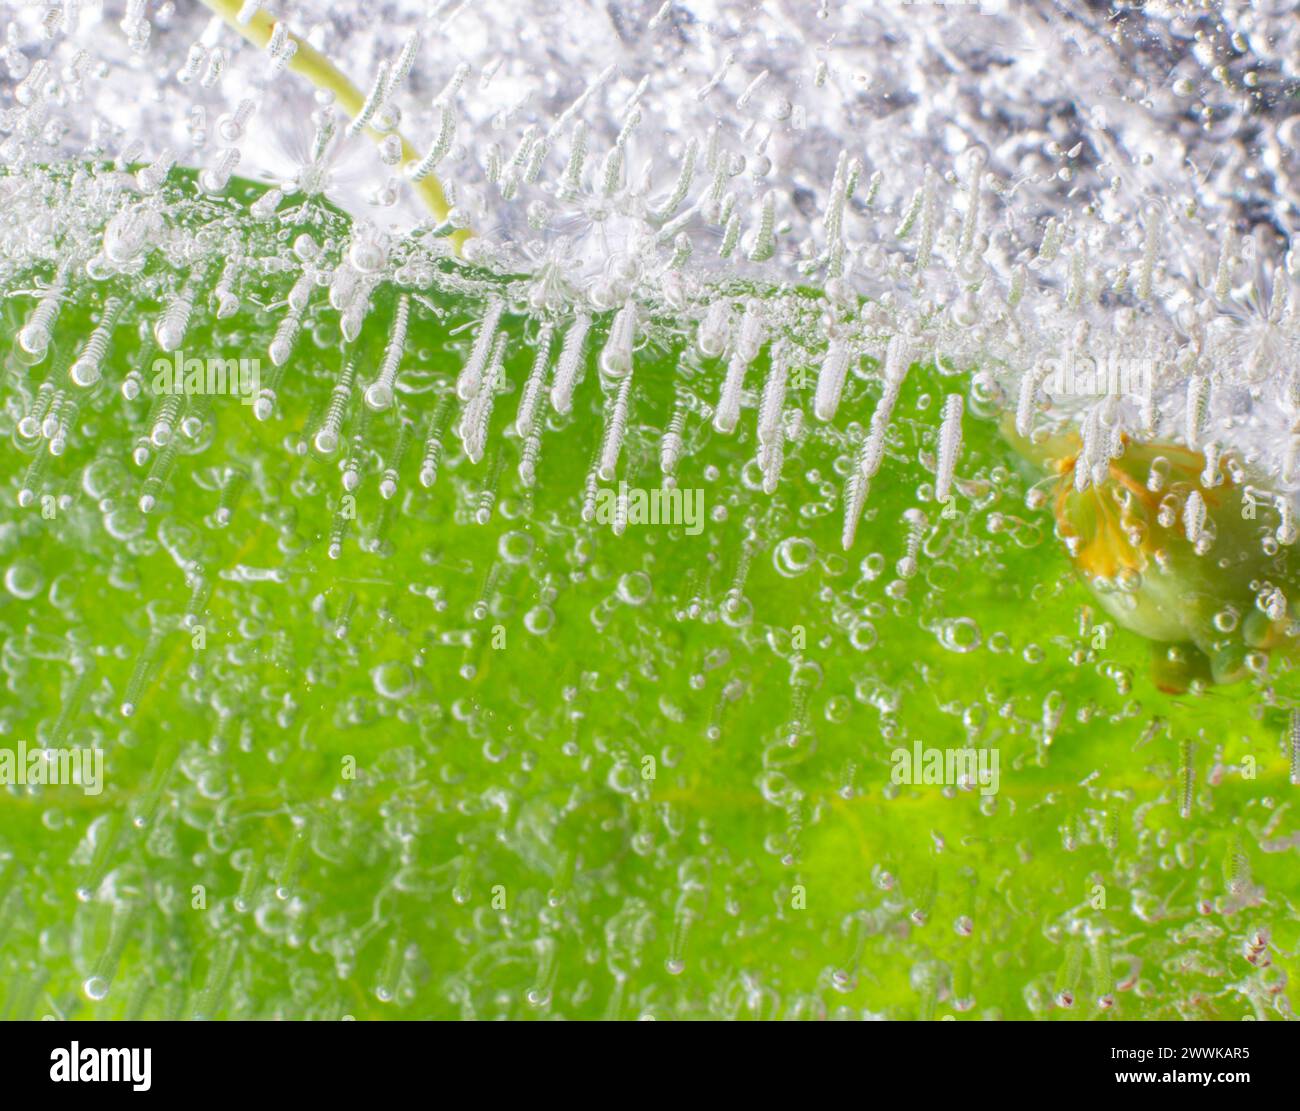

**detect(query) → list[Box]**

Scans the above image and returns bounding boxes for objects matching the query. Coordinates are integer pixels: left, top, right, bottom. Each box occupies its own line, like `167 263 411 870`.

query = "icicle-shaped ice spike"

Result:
364 294 411 411
1270 271 1292 328
154 276 200 352
519 414 545 489
1015 360 1047 438
1289 710 1300 787
47 396 79 455
432 61 469 109
913 167 937 272
69 296 123 387
457 298 505 401
1007 263 1027 308
1284 435 1300 485
934 393 964 507
249 187 284 220
958 145 986 261
266 20 297 74
327 502 351 560
814 334 853 422
558 122 588 201
1214 228 1235 302
1185 373 1211 450
484 143 503 186
313 355 357 454
1276 496 1297 546
138 433 179 513
254 355 289 421
1036 217 1062 263
212 254 242 318
523 125 550 184
598 373 633 482
41 388 67 442
1065 243 1087 310
340 275 377 343
736 68 769 111
714 300 763 434
200 146 240 194
896 508 927 579
1183 488 1206 548
268 306 304 367
48 660 96 748
1074 409 1098 494
1178 739 1195 819
503 125 541 200
726 538 754 608
459 332 506 463
475 452 505 525
202 47 227 89
842 442 868 550
859 168 880 208
660 396 686 483
547 61 615 147
120 0 149 44
409 105 455 181
134 394 164 462
217 98 256 144
213 466 247 528
120 628 163 716
823 150 849 244
581 444 602 523
695 50 735 101
18 381 55 440
747 192 776 262
600 300 637 379
346 60 390 137
697 298 731 358
515 323 554 438
379 417 414 500
894 180 924 240
341 407 372 493
705 147 733 211
1138 363 1158 438
757 340 789 448
667 233 693 269
83 898 142 1003
1200 441 1221 488
653 138 697 223
1264 584 1288 622
182 571 214 630
719 211 741 258
150 393 182 447
329 262 360 312
860 337 912 485
18 266 69 360
178 42 207 85
1137 202 1163 301
612 481 628 537
758 436 786 501
418 392 453 488
15 59 49 107
18 449 51 508
135 147 176 192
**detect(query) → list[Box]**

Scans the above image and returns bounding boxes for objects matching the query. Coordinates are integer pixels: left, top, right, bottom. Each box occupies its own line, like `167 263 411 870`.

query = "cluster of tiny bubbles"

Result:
0 0 1297 1021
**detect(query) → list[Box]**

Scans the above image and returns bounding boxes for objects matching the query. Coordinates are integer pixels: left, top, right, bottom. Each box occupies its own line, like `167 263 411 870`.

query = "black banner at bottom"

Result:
0 1017 1289 1098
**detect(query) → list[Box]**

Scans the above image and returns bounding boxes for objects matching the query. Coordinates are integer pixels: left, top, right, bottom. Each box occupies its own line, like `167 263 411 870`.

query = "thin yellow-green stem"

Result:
198 0 469 251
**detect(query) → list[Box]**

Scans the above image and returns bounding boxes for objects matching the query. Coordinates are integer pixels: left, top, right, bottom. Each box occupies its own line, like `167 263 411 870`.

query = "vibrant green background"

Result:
1 174 1296 1020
